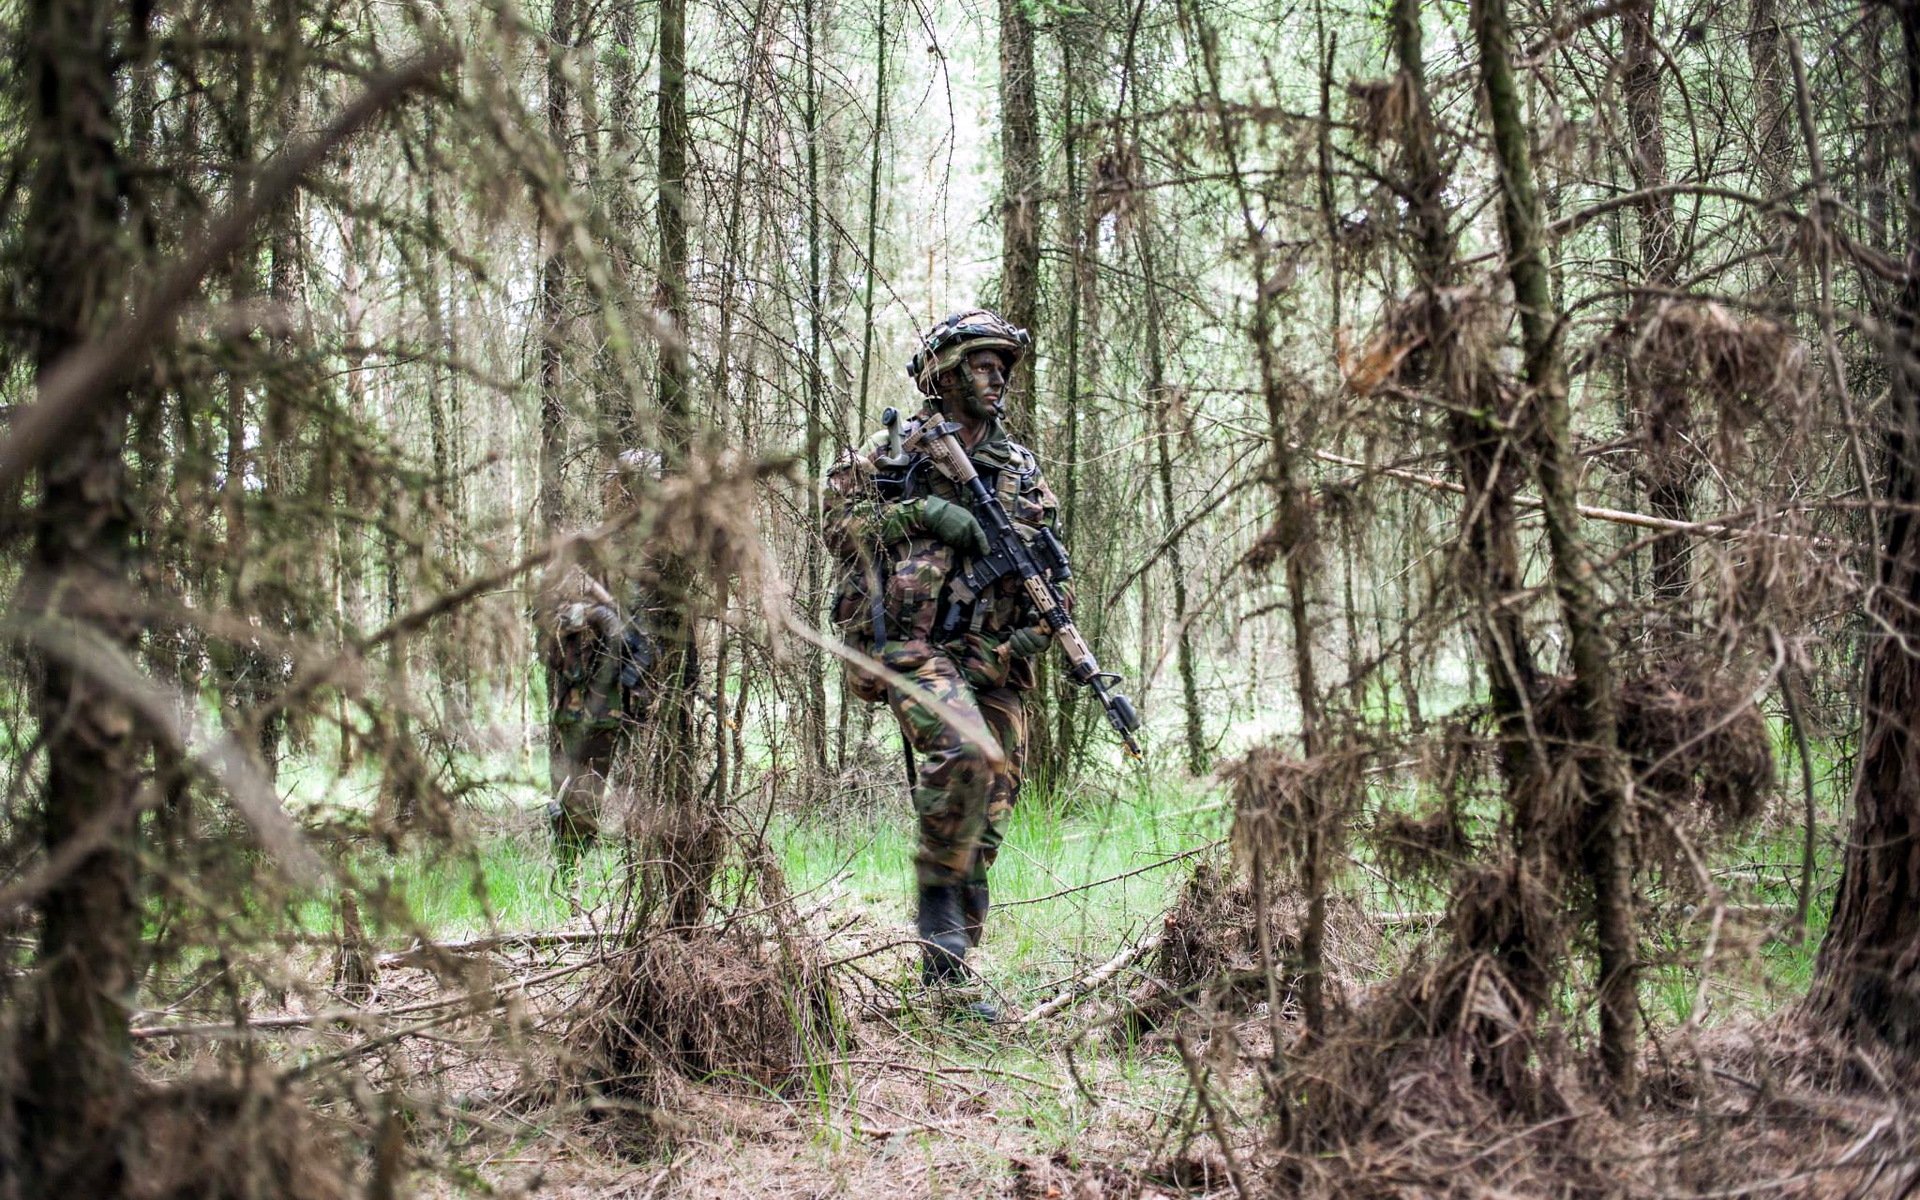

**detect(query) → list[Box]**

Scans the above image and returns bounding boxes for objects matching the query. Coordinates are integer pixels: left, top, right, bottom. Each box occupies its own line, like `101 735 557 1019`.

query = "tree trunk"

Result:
998 0 1040 339
15 0 139 1191
1864 4 1893 256
261 80 304 765
537 0 573 537
654 0 716 927
1749 0 1799 309
1181 0 1328 1045
1140 233 1206 776
219 34 282 772
1395 0 1545 963
854 0 888 436
998 0 1051 782
1623 0 1695 620
712 0 775 787
1472 0 1638 1103
802 0 831 805
1807 0 1920 1061
1048 24 1101 782
605 0 641 445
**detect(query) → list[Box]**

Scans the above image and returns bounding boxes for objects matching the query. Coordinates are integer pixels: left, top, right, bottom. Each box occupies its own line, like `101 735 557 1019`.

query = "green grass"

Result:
148 731 1861 1177
287 772 1226 991
1637 814 1842 1026
778 774 1228 994
306 762 1832 1033
292 830 620 941
267 775 1229 1143
268 715 1846 1062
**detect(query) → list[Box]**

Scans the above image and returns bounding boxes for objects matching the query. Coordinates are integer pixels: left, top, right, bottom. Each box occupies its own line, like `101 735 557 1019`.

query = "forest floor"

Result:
140 758 1912 1199
242 770 1257 1198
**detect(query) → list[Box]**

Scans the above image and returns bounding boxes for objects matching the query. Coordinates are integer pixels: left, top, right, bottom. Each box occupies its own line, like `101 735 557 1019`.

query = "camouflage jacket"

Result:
825 411 1066 698
543 599 660 740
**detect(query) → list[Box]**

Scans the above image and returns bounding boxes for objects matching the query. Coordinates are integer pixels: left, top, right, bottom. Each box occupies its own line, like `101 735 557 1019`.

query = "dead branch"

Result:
1022 927 1165 1023
375 929 612 968
1522 0 1644 61
1547 182 1772 241
0 51 452 493
132 939 639 1042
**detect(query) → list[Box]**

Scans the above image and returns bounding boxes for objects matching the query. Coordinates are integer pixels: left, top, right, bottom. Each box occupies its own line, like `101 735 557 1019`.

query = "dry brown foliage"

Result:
1649 1016 1920 1190
1336 321 1423 398
331 892 377 1005
1091 141 1148 236
122 1076 353 1200
1335 285 1506 404
1223 743 1366 883
1632 301 1810 416
1532 666 1775 876
1346 75 1415 146
1132 860 1287 1031
1275 1035 1629 1198
638 447 789 619
1616 670 1776 827
1371 801 1473 888
570 890 845 1140
1118 854 1382 1048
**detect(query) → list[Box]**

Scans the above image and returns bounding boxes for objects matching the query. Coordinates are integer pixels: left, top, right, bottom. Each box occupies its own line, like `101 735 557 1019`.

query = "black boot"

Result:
916 884 972 985
962 883 989 948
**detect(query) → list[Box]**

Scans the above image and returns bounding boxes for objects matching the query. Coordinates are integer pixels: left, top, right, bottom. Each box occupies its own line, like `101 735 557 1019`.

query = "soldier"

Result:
826 309 1064 1010
536 450 661 871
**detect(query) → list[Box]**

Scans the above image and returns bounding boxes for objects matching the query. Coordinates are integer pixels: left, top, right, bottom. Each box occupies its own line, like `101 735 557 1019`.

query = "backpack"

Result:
550 602 660 730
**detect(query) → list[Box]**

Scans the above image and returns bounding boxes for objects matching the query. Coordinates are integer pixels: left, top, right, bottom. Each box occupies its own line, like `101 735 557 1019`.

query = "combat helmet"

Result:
908 309 1031 396
601 446 664 511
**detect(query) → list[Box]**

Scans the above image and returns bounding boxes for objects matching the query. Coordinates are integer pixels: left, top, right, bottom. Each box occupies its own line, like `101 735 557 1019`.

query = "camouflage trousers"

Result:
549 725 619 865
886 654 1027 888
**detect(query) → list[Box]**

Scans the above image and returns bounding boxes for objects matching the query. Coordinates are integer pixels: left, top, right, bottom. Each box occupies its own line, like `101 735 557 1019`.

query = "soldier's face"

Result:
946 349 1010 421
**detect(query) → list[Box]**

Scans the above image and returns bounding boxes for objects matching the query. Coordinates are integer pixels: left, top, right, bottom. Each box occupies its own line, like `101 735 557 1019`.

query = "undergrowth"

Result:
279 755 1838 1043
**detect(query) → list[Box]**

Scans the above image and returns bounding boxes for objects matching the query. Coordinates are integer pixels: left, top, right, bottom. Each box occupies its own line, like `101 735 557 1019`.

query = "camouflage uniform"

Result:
538 450 665 867
540 589 658 867
826 412 1062 897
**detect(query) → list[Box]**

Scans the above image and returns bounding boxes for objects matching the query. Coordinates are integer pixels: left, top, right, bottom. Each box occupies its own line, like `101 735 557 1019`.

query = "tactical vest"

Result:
551 615 659 735
826 415 1055 700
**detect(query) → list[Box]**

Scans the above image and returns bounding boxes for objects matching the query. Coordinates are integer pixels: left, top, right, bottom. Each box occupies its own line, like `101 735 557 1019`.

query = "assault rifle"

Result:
884 406 1144 759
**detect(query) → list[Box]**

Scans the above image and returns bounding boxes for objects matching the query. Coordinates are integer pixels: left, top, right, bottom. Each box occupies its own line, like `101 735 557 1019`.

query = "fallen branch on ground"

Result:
1022 928 1165 1024
131 940 637 1041
376 929 610 968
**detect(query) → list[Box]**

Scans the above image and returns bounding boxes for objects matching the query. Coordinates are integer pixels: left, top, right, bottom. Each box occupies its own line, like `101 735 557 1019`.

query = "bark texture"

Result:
653 0 718 927
999 0 1040 340
1623 0 1695 615
1139 231 1206 776
15 0 141 1191
1472 0 1639 1103
537 0 573 537
1394 0 1542 821
1807 0 1920 1060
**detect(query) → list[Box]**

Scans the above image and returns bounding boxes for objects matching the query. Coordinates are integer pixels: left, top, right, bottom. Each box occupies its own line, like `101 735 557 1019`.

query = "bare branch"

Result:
0 51 452 494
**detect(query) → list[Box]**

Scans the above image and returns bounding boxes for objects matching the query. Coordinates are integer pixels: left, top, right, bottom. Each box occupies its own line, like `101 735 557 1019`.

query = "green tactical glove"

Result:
917 496 990 557
1008 626 1052 658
